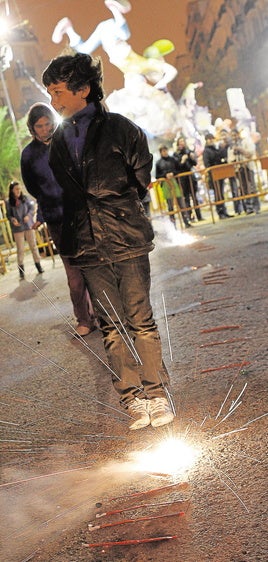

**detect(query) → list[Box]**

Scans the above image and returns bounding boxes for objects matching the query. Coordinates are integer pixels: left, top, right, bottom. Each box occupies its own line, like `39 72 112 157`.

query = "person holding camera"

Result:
202 133 232 219
173 136 203 221
227 128 260 214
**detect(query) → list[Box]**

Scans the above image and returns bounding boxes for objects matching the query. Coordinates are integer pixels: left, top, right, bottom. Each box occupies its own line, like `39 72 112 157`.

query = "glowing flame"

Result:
167 228 196 247
131 437 200 476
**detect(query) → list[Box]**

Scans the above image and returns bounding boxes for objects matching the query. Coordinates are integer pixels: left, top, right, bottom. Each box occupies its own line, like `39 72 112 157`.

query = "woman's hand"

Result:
32 221 42 230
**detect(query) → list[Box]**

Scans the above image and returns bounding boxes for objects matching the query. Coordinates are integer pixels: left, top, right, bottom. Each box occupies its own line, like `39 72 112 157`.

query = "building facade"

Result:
1 1 268 151
0 22 48 119
177 0 268 149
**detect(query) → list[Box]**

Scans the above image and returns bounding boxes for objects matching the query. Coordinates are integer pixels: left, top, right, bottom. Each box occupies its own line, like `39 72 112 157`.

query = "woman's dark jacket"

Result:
21 139 64 225
48 106 154 265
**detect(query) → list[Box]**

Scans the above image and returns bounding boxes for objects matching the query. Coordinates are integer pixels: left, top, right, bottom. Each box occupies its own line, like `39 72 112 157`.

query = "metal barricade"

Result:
175 170 211 221
150 172 214 224
150 157 268 226
206 158 267 218
150 176 184 229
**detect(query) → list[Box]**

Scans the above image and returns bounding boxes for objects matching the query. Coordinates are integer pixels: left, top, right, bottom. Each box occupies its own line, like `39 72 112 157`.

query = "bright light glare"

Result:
0 18 9 37
156 218 196 247
169 229 196 247
151 216 197 248
55 114 63 125
131 437 201 476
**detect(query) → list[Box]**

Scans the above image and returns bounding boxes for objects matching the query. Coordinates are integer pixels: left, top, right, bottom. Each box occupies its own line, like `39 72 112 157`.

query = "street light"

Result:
0 6 22 152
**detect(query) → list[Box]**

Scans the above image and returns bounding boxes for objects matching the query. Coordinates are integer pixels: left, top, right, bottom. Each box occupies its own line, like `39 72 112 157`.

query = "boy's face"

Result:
46 81 90 118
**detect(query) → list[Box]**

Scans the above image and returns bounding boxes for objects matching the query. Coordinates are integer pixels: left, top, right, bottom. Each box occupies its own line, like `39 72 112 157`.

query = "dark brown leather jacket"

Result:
49 106 154 265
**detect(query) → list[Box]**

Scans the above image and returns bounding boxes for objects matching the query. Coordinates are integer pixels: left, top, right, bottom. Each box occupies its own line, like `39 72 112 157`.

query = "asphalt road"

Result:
1 209 267 561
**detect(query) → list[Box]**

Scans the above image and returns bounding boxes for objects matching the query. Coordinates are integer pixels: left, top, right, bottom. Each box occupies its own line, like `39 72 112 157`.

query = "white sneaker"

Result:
148 397 175 428
52 17 72 44
127 397 150 430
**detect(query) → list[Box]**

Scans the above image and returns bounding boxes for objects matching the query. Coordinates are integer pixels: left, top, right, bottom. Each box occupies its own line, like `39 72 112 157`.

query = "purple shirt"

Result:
62 102 96 171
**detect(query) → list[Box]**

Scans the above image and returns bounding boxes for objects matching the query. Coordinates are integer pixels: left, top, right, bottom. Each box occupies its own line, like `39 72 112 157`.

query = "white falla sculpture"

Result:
226 88 255 133
52 0 181 138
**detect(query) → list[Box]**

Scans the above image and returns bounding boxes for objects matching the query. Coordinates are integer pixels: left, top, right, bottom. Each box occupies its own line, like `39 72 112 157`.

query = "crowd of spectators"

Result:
150 124 263 225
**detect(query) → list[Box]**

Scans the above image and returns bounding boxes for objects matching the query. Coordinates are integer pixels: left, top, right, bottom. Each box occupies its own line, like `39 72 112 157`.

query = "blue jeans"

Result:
229 177 243 214
80 255 170 406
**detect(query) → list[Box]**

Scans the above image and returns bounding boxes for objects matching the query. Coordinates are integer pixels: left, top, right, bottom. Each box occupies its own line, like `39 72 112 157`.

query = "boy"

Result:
42 53 175 429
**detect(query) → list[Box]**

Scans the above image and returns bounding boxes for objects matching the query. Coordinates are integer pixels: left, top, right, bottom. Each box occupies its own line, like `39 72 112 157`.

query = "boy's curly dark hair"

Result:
42 53 104 103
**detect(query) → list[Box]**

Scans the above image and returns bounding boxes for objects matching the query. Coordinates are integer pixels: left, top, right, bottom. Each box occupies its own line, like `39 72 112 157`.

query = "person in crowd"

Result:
218 129 243 215
173 136 203 221
202 133 233 219
42 52 175 430
155 145 192 228
6 181 44 280
21 103 97 336
227 128 260 214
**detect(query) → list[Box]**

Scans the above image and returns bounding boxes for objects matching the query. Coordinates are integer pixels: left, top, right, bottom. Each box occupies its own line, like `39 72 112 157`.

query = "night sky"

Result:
11 0 188 95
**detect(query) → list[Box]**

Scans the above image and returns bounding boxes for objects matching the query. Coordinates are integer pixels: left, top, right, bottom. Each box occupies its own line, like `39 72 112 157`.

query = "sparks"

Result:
168 228 196 247
130 437 201 476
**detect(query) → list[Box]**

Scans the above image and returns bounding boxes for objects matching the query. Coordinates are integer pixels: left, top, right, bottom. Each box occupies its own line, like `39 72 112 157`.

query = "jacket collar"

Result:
63 102 97 127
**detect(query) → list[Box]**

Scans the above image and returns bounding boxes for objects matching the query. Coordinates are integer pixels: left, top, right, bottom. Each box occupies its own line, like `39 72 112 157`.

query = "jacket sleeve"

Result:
21 152 39 199
36 205 44 224
189 153 197 166
21 151 45 224
203 150 210 168
125 121 152 199
242 138 255 159
25 197 35 218
155 161 165 179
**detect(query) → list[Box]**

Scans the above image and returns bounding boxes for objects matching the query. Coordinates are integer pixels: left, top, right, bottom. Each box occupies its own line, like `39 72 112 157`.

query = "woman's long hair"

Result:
27 103 58 136
8 181 26 206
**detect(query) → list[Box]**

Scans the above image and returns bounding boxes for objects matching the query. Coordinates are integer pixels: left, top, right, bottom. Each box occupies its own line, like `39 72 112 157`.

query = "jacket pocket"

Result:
105 200 154 248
